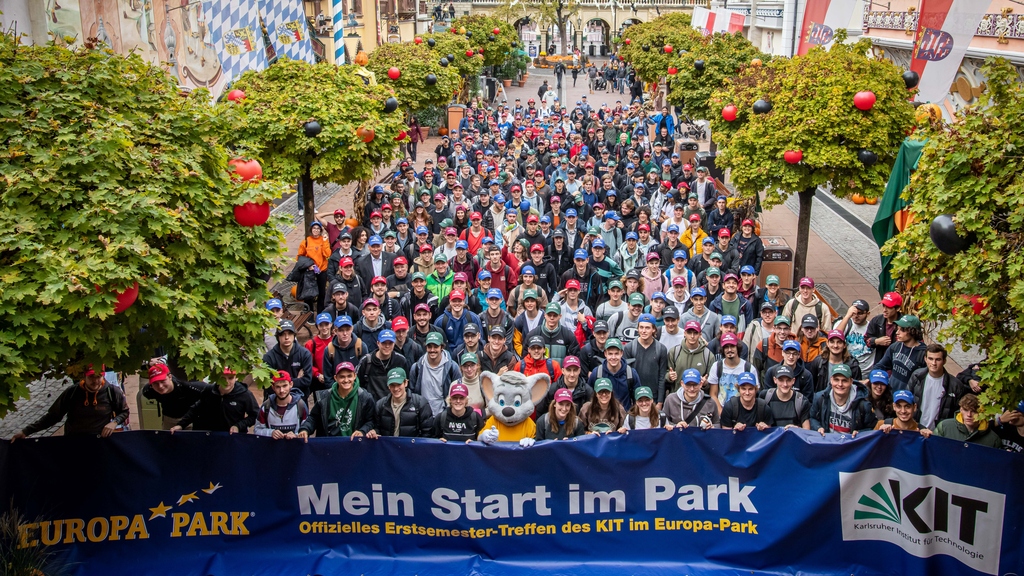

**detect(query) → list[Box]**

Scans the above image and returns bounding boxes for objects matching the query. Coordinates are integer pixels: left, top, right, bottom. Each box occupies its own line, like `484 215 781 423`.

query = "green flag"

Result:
871 138 927 297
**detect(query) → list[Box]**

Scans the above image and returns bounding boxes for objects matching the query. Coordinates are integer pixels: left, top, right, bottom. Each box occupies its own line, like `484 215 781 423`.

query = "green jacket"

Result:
426 270 454 300
935 414 1001 449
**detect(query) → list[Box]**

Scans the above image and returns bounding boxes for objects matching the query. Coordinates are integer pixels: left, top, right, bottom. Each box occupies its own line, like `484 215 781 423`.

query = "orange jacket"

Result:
517 355 562 382
298 235 332 270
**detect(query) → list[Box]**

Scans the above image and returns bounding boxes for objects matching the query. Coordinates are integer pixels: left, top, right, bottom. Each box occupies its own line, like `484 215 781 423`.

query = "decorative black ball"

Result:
447 54 455 62
466 31 472 38
427 38 436 47
488 34 496 42
303 120 322 137
752 99 772 114
642 45 650 52
929 214 974 256
902 70 920 89
425 73 437 86
858 149 878 166
694 59 705 72
511 41 518 47
383 97 399 113
439 58 449 67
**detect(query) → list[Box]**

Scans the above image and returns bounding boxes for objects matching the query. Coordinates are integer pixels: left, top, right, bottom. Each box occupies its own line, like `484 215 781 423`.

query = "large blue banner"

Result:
2 430 1022 575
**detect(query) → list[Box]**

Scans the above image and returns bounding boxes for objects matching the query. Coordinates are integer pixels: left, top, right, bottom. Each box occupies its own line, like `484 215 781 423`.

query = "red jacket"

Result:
484 258 518 298
518 355 562 382
305 335 333 378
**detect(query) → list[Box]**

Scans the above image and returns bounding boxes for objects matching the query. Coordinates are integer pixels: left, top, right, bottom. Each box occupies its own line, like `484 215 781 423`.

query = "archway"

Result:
545 21 576 55
585 18 611 58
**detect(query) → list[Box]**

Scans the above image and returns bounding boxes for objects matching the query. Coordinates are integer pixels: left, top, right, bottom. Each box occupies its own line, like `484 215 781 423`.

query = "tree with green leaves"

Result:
368 43 463 114
709 33 914 282
668 32 766 122
526 0 580 55
884 58 1024 416
617 14 702 83
0 33 284 414
450 15 518 69
419 33 485 81
229 59 406 230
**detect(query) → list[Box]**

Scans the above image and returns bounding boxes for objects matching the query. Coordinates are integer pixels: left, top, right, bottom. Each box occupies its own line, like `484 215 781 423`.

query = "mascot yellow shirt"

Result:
482 416 536 441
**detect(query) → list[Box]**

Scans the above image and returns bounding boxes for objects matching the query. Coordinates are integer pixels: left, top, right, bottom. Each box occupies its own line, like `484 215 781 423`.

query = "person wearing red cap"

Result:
171 369 258 434
13 365 130 440
535 387 587 440
433 382 486 442
810 330 864 393
299 362 377 439
312 208 349 251
781 277 832 331
385 256 412 299
680 214 709 260
368 275 402 321
460 210 492 256
140 362 211 430
434 289 484 355
730 219 764 275
254 368 309 439
864 291 903 367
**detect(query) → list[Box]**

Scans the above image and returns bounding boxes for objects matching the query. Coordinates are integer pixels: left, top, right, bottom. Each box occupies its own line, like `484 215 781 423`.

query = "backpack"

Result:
595 363 635 393
723 398 769 426
670 344 715 376
763 388 806 418
716 359 752 380
784 298 824 326
327 338 364 361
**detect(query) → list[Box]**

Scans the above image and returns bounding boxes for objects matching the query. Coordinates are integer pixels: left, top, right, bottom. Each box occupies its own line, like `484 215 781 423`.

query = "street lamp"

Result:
299 120 322 230
576 15 582 50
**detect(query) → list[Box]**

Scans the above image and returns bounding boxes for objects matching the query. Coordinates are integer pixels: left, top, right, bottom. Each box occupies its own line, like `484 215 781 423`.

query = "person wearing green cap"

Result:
409 332 464 415
596 280 628 322
810 364 877 436
753 274 784 314
618 386 662 431
399 272 439 321
579 378 626 434
587 338 641 409
374 367 434 437
608 293 646 344
872 314 927 391
426 253 454 300
525 301 580 362
700 264 724 301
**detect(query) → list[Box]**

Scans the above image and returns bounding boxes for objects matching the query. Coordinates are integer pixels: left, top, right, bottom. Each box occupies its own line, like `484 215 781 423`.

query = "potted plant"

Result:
497 59 516 88
417 104 444 137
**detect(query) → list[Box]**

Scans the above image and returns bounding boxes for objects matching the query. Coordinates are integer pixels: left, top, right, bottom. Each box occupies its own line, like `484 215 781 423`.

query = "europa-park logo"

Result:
17 482 253 548
839 467 1005 576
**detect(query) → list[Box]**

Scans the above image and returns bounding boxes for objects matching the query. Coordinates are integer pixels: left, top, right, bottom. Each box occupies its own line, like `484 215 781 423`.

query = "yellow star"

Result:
176 492 199 506
149 502 172 520
202 482 222 495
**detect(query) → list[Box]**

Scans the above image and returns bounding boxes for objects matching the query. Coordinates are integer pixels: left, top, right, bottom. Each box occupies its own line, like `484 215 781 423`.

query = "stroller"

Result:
593 77 607 91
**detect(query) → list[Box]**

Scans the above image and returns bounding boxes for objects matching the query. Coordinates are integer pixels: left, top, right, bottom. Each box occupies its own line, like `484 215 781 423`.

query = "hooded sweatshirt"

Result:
176 382 259 433
254 390 309 436
664 388 720 428
810 383 877 433
354 316 391 356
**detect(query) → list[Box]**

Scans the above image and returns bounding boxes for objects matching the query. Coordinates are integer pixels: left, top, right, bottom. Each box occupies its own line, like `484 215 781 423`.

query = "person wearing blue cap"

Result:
707 195 735 240
623 313 670 410
874 389 933 437
305 313 336 389
450 239 480 289
321 315 367 384
720 371 774 431
617 230 643 272
993 401 1024 452
665 368 720 430
763 339 815 400
355 328 410 402
761 365 811 430
689 236 717 277
679 286 721 344
508 264 549 316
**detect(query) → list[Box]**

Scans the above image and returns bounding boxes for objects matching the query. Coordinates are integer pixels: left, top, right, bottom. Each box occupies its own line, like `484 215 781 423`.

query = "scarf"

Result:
328 379 360 437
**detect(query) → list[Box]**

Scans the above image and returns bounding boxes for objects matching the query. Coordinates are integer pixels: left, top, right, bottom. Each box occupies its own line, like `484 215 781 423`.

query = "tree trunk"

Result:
793 186 815 285
301 165 315 233
353 179 370 223
559 21 567 54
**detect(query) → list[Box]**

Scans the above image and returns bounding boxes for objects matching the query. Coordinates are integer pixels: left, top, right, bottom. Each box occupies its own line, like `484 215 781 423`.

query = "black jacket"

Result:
375 392 434 437
321 336 368 387
22 384 130 437
763 360 816 401
534 413 586 440
536 378 594 415
299 387 376 437
176 383 259 433
810 384 878 433
263 343 314 398
808 353 863 395
908 368 964 426
431 406 485 441
141 376 211 419
863 314 896 361
357 352 410 402
729 233 765 274
355 252 396 288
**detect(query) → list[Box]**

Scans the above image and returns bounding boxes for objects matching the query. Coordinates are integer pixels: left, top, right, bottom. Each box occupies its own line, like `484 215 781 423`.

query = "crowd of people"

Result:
10 91 1022 454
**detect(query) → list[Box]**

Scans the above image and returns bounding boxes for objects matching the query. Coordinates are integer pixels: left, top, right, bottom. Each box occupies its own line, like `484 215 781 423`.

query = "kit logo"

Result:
840 468 1004 575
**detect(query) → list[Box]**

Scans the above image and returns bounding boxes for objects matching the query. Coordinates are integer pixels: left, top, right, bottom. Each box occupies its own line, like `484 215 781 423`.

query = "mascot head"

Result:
480 371 549 426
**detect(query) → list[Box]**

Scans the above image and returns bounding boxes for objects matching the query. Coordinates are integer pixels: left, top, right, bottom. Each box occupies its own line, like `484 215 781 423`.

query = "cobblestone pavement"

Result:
0 375 70 438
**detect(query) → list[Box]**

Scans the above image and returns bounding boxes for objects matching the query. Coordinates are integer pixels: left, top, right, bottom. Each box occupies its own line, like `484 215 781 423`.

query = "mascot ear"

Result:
480 371 499 402
525 373 551 406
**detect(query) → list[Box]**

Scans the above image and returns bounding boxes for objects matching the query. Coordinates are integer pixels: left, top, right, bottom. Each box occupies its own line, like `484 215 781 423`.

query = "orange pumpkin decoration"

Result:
345 217 360 228
915 103 942 124
851 193 866 205
438 127 449 136
354 51 369 66
894 209 915 232
865 196 878 205
751 58 762 67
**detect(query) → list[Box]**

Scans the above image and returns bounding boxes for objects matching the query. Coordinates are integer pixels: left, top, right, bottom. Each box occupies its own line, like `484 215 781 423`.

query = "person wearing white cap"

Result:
781 277 832 331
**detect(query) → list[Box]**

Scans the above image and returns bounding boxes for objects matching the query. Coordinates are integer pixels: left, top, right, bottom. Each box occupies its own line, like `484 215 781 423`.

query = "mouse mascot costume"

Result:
478 371 549 447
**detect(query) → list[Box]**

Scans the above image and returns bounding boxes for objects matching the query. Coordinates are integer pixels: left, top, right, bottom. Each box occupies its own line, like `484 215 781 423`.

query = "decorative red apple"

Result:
233 201 271 227
114 283 139 313
226 89 246 103
853 90 876 111
466 49 475 57
414 37 423 44
357 127 376 143
721 104 738 121
478 47 484 54
493 27 501 35
395 130 407 141
624 38 631 45
387 67 401 80
663 44 673 54
784 150 803 164
667 66 678 75
228 158 262 182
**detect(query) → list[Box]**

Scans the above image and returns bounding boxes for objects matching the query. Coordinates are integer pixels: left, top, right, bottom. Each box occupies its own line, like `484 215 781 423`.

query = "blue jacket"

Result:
647 113 676 137
708 292 755 331
587 360 641 410
435 310 483 354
